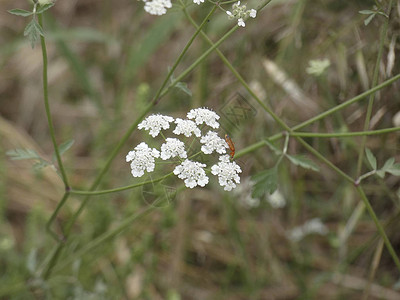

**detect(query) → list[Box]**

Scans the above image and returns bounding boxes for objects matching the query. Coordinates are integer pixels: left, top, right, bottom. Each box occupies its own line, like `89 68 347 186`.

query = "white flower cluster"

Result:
140 0 257 29
142 0 172 15
226 1 257 27
211 155 242 191
127 108 242 190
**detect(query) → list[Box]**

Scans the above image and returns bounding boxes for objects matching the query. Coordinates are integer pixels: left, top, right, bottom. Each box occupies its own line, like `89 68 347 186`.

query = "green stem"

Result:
356 186 400 272
70 172 174 196
356 0 393 176
236 73 400 158
46 192 69 241
290 127 400 138
38 14 69 188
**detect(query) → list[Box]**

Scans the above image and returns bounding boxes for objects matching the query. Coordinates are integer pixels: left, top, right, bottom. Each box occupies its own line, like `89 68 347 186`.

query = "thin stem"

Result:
354 170 376 186
236 73 400 158
290 127 400 138
293 74 400 132
356 186 400 272
356 0 393 176
70 172 174 196
38 14 69 188
46 192 69 241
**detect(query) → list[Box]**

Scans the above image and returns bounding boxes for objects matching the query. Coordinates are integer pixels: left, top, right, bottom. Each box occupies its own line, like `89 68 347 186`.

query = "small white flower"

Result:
173 159 209 188
211 155 242 191
173 118 201 137
226 11 233 18
126 142 160 177
143 0 172 16
238 18 245 27
200 131 228 155
187 107 220 129
138 114 174 137
193 0 204 4
160 138 187 160
249 9 257 18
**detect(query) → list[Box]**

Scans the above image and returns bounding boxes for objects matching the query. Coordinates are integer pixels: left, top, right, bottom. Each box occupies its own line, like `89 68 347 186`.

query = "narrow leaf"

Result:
364 13 376 26
175 82 192 97
52 139 74 162
287 154 319 171
24 19 40 48
382 157 395 171
386 163 400 176
251 168 278 198
376 170 385 178
365 148 377 170
36 3 55 14
359 10 375 15
33 160 51 171
8 8 33 17
6 148 40 160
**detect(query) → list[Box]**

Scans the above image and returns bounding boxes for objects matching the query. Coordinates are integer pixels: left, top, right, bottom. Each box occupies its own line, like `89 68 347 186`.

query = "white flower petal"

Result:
173 118 201 137
126 142 160 178
211 155 242 191
173 159 209 188
138 114 174 137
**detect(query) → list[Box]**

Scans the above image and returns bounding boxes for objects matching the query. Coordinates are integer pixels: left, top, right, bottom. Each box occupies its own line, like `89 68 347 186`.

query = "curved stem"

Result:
38 14 69 188
70 172 174 196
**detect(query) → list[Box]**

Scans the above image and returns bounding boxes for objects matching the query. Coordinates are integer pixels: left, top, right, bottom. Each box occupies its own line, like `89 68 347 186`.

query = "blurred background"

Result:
1 0 400 298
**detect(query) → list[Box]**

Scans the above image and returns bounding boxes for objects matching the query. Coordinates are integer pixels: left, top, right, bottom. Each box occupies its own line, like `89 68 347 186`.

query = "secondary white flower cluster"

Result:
142 0 172 15
140 0 257 28
127 108 242 190
226 1 257 27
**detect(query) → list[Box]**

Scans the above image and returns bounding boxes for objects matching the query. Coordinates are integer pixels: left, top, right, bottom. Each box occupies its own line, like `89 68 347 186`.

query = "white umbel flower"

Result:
138 114 174 137
200 131 228 155
211 155 242 191
193 0 204 4
187 107 220 129
226 1 257 28
143 0 172 15
126 142 160 177
173 118 201 137
173 159 209 188
160 138 187 160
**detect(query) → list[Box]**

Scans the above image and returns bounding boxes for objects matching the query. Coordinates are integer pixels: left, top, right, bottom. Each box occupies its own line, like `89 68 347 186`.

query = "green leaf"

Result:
251 168 278 198
36 3 55 14
364 13 376 26
359 10 375 15
365 148 377 170
287 154 319 171
263 139 282 156
6 148 40 160
175 82 192 97
8 8 33 17
24 18 44 48
386 163 400 176
33 160 51 171
382 157 395 171
52 139 74 162
376 170 385 178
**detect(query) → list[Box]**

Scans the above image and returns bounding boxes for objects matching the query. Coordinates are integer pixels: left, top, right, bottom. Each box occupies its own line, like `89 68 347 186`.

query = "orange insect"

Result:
225 134 235 160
